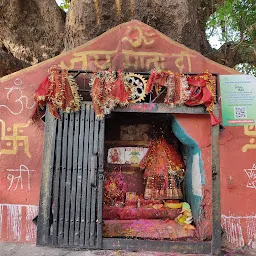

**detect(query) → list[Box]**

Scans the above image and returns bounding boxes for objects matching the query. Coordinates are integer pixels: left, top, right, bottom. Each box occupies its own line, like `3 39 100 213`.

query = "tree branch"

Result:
0 0 65 65
199 0 225 20
205 41 256 68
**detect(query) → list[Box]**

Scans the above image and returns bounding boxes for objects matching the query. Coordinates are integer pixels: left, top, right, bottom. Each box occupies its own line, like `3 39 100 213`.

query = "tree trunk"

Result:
1 0 255 77
0 0 66 66
0 49 30 77
64 0 214 54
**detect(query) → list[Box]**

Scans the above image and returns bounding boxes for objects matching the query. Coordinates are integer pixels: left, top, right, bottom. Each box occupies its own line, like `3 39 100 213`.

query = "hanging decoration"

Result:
146 70 171 94
33 67 219 126
185 71 220 126
146 70 190 106
140 138 185 200
90 70 131 119
31 66 81 121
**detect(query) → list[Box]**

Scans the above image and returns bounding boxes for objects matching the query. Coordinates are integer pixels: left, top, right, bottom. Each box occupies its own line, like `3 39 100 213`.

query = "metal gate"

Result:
37 102 105 248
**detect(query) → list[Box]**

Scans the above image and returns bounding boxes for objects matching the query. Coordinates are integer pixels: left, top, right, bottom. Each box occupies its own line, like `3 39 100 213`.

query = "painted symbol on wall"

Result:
171 50 194 73
0 119 31 158
7 165 35 191
244 164 256 190
242 125 256 152
122 26 156 48
0 78 35 116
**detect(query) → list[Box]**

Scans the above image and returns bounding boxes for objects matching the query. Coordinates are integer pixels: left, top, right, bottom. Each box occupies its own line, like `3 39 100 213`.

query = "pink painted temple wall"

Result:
0 20 255 248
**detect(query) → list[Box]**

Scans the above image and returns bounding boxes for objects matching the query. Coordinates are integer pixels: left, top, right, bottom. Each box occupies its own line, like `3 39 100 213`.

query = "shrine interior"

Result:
103 112 201 241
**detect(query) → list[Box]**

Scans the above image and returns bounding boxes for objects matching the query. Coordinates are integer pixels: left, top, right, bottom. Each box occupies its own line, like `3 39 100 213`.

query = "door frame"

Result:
37 100 220 255
103 103 220 255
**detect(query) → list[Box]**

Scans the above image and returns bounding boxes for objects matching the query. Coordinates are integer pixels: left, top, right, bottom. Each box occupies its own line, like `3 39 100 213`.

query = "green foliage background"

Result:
206 0 256 75
59 0 70 11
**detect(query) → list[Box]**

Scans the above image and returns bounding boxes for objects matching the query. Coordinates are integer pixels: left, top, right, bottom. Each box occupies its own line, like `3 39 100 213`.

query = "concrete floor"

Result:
0 242 255 256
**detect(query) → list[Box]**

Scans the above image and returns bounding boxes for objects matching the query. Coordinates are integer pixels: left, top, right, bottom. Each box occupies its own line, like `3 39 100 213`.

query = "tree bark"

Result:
0 0 66 66
0 49 30 77
64 0 215 53
1 0 255 77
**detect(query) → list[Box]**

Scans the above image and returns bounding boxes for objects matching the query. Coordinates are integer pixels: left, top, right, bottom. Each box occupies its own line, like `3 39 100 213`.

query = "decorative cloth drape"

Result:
31 66 80 121
32 68 219 126
90 71 131 119
146 70 190 106
146 70 219 126
185 71 220 126
140 138 185 200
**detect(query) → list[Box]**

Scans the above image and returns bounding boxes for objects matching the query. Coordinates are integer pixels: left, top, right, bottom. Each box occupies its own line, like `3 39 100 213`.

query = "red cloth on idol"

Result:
140 138 185 200
140 139 185 178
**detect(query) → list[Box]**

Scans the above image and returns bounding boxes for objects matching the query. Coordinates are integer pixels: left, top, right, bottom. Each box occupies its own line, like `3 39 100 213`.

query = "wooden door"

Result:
37 102 105 249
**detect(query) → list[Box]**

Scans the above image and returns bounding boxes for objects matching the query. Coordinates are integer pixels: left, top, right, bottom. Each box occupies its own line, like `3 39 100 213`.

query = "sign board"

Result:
220 75 256 126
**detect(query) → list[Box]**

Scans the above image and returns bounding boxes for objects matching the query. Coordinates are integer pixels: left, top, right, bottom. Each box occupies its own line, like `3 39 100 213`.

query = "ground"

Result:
0 243 256 256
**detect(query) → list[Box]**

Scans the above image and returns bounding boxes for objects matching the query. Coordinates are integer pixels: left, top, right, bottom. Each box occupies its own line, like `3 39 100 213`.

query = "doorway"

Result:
103 112 204 241
37 101 220 254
